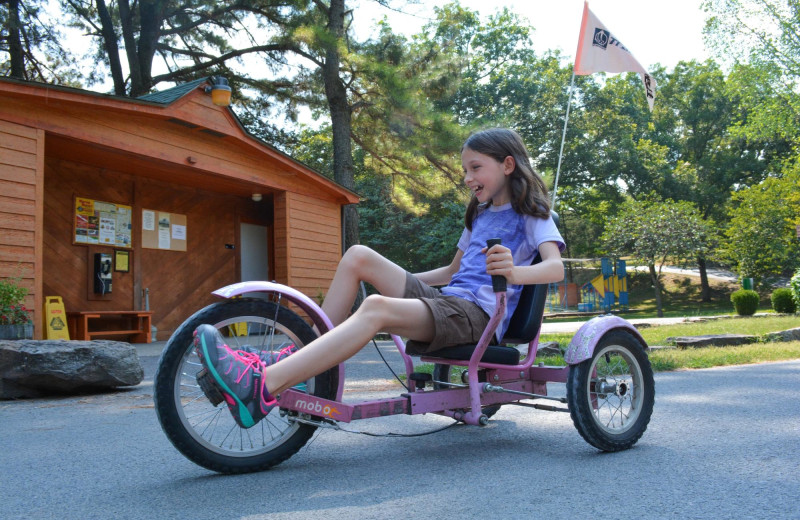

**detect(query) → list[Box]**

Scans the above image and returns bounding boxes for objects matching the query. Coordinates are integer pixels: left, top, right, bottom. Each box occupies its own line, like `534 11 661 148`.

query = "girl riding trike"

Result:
153 128 654 474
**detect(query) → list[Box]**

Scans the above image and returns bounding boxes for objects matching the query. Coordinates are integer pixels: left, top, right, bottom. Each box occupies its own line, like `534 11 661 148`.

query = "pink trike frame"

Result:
212 280 644 426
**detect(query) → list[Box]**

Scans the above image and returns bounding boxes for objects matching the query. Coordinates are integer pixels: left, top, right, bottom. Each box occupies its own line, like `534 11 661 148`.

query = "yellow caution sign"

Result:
43 296 70 340
228 322 248 336
228 295 247 336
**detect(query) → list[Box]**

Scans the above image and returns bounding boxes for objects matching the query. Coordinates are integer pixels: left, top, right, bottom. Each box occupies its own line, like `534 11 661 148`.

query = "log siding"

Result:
0 119 43 327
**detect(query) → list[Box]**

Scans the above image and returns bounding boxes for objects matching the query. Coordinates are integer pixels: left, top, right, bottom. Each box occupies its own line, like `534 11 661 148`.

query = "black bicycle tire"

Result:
154 298 337 473
566 329 655 452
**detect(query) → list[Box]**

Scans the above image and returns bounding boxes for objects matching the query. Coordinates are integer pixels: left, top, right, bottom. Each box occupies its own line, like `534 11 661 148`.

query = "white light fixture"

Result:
251 193 262 202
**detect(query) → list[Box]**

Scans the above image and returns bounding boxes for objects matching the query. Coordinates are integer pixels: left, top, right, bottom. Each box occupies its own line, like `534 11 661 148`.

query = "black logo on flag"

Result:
592 28 609 49
644 74 654 100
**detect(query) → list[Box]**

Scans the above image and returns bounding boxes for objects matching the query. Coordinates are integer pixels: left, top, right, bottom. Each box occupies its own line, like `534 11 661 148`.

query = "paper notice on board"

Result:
171 224 186 241
142 210 155 231
158 213 171 249
99 216 116 244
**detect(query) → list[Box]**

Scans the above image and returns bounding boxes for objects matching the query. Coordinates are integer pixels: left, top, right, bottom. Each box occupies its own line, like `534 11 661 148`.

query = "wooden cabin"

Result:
0 77 359 341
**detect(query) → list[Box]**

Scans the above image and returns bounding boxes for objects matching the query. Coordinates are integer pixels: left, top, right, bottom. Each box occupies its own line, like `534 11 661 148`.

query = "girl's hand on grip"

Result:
482 243 513 279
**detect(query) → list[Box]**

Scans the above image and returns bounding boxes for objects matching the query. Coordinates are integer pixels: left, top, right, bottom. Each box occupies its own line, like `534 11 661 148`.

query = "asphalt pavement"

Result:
2 330 799 519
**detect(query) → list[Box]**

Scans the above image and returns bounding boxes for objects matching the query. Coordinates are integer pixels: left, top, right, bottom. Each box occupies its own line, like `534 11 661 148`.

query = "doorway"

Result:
239 222 271 283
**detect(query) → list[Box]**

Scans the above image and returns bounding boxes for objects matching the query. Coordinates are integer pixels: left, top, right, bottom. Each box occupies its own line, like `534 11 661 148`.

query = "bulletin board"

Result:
141 209 187 252
74 197 132 248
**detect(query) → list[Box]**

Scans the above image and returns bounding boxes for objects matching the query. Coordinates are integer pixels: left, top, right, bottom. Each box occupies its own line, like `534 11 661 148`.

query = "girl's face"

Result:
461 147 514 206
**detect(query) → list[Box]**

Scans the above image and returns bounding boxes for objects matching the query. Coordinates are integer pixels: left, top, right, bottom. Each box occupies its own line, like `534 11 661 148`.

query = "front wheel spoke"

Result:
185 405 223 423
219 421 240 448
180 370 200 383
205 407 227 441
196 409 223 434
263 415 285 440
243 425 258 450
181 391 209 407
192 406 223 437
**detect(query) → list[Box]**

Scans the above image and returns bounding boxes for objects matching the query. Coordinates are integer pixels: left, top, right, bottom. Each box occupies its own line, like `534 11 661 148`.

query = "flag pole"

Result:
551 69 575 211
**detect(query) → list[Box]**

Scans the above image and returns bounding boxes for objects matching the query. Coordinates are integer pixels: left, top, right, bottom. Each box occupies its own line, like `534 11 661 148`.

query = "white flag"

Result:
574 1 656 111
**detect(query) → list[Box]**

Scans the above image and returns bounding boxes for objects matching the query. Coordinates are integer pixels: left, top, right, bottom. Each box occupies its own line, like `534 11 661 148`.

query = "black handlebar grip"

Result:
486 238 507 293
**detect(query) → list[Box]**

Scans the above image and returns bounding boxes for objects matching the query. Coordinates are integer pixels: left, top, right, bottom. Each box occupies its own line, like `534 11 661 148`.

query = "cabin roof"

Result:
137 78 209 104
0 76 360 204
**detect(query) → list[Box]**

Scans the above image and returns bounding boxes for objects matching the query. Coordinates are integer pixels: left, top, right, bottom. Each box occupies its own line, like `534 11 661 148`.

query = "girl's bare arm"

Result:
413 249 464 287
485 241 564 285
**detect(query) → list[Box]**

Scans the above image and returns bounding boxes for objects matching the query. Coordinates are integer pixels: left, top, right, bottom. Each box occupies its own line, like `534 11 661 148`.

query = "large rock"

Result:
763 327 800 342
518 341 561 357
0 340 144 399
668 334 758 349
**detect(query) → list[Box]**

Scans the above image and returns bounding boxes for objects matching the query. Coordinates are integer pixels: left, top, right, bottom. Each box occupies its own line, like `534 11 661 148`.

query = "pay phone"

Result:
94 253 112 294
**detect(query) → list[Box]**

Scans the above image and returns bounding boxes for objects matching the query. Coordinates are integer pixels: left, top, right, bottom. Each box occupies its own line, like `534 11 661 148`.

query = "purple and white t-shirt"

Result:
441 202 565 341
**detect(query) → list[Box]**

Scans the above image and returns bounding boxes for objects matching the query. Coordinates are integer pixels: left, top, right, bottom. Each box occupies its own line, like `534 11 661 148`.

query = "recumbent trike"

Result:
153 239 655 474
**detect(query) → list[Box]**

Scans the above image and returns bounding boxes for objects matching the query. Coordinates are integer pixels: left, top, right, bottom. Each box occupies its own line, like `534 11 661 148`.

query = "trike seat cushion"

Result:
422 344 521 365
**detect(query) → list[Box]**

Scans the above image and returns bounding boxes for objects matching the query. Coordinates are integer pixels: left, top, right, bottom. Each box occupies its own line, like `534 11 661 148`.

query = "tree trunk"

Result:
697 255 711 302
322 0 358 251
95 0 127 95
649 264 664 317
117 0 142 94
7 0 25 78
134 0 165 96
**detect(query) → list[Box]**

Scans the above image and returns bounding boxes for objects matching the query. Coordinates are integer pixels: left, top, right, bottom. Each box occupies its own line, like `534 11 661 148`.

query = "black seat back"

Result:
500 255 547 344
500 210 559 345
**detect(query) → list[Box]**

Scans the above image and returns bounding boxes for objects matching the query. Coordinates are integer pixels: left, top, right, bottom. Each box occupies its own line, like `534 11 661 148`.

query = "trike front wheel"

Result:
153 298 337 473
566 330 654 452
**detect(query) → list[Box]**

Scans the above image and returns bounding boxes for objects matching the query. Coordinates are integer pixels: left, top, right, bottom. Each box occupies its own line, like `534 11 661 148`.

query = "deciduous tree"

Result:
719 169 800 283
602 197 711 316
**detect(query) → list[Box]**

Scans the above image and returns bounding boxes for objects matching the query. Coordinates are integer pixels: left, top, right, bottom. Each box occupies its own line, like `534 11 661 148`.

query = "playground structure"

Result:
547 258 629 313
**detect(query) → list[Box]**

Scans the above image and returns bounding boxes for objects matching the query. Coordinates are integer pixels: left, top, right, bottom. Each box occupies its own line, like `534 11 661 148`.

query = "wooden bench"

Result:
67 311 153 343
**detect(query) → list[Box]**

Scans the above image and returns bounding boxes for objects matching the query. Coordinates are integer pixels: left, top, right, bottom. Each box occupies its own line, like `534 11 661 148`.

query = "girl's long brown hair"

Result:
463 128 551 230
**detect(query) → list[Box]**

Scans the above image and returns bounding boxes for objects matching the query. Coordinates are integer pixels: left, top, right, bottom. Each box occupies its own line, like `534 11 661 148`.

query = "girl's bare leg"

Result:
321 245 408 326
265 295 435 395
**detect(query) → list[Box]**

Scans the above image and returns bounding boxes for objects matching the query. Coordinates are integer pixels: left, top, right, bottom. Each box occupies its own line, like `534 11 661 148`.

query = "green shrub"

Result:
0 276 31 325
731 289 759 316
771 288 797 314
791 268 800 308
0 276 27 308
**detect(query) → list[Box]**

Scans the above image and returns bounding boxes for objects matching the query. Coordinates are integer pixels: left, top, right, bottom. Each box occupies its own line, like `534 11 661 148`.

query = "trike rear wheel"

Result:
566 330 654 452
153 298 337 473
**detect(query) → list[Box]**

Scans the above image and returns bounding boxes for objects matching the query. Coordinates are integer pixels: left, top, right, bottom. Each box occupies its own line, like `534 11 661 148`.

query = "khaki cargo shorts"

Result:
402 271 492 355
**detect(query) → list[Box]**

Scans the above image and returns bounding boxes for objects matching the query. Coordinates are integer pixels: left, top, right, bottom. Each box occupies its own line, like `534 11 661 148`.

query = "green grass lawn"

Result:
535 314 800 370
647 341 800 371
540 315 799 347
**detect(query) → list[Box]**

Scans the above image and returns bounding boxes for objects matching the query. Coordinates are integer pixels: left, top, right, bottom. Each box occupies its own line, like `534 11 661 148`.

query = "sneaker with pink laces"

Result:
193 324 278 428
241 343 297 366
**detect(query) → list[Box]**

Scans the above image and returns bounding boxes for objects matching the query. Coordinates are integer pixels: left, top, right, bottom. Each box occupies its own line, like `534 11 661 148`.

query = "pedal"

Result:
409 372 433 390
196 368 224 406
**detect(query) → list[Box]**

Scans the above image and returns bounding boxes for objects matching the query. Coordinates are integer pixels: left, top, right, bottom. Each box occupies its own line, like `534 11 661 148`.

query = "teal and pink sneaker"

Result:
239 343 307 393
193 324 282 429
241 343 297 366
